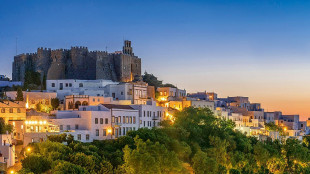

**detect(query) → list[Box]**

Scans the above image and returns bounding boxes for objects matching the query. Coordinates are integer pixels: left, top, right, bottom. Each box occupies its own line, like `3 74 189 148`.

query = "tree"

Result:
51 98 60 110
142 72 163 89
36 103 42 112
52 161 88 174
24 70 41 90
16 87 24 101
22 154 50 174
192 150 218 174
0 118 13 134
47 133 68 143
122 136 184 174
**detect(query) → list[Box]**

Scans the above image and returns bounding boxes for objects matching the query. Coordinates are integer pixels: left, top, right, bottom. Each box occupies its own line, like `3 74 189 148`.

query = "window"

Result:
67 125 70 130
86 134 89 141
112 93 116 98
143 111 145 117
77 134 81 140
1 108 5 113
9 108 13 113
130 117 132 124
60 125 63 130
133 117 136 124
103 129 107 136
121 92 124 95
105 118 108 124
95 118 98 124
119 116 121 123
79 83 83 87
123 116 126 123
69 83 72 87
65 83 68 87
112 116 115 123
96 129 99 136
144 121 145 127
301 124 304 127
52 83 55 87
83 107 86 111
93 98 95 102
119 128 122 135
75 124 79 130
123 127 126 135
17 108 21 113
100 118 103 124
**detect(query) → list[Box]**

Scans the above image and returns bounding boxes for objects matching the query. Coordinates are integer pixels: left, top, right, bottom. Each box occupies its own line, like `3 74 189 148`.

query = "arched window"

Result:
9 108 13 113
82 101 88 106
17 108 21 113
75 101 81 109
1 108 5 113
79 83 83 87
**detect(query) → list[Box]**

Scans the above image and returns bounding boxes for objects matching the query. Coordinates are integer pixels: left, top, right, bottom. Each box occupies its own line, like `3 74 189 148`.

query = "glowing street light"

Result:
283 127 287 131
27 147 31 152
107 128 112 134
10 170 14 174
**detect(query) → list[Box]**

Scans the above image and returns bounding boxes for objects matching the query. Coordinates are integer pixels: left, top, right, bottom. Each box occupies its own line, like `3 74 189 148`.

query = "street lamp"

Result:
10 170 14 174
107 128 112 139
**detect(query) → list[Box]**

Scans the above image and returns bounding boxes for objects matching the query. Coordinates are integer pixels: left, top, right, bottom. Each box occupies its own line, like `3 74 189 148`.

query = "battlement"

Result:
12 40 141 82
71 46 88 50
38 47 52 51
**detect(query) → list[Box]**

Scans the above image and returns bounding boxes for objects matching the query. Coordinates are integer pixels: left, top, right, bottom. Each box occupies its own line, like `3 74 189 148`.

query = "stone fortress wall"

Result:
12 40 141 82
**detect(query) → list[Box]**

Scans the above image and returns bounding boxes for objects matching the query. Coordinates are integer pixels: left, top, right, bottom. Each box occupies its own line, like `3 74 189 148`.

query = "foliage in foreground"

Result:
19 107 310 174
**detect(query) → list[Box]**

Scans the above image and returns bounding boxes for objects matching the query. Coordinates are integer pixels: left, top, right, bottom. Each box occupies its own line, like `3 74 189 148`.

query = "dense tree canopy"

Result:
19 107 310 173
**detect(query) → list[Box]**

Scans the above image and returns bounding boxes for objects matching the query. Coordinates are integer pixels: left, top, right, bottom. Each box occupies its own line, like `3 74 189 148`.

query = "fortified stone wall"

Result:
12 40 141 82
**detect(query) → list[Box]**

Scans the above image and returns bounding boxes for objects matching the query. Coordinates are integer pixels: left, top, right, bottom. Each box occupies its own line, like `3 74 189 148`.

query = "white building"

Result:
0 134 15 168
46 79 118 100
157 87 186 101
51 104 139 142
131 100 167 129
104 82 149 105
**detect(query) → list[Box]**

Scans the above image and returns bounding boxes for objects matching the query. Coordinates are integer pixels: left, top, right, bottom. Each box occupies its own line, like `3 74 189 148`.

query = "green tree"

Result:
51 98 60 110
22 154 50 174
16 87 24 101
36 103 42 112
192 150 218 174
0 118 13 134
122 136 184 174
52 161 88 174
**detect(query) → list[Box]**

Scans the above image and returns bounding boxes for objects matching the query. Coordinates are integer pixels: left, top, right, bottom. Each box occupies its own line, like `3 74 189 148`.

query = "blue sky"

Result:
1 0 310 117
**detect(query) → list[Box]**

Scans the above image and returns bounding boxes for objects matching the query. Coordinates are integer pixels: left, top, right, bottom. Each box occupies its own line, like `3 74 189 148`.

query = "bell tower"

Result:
122 40 133 55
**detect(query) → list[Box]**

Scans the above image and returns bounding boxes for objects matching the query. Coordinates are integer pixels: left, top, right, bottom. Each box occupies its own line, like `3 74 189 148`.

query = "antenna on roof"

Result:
105 46 108 52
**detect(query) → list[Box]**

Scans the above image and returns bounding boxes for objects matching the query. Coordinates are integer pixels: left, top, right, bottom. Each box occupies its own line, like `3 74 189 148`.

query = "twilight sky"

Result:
1 0 310 119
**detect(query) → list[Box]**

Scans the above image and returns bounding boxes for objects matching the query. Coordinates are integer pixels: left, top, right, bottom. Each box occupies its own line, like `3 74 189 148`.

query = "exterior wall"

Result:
0 81 22 87
104 82 148 105
157 87 186 101
46 79 118 100
6 91 56 111
64 95 106 110
131 101 167 129
0 134 15 168
0 101 26 122
13 41 141 83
